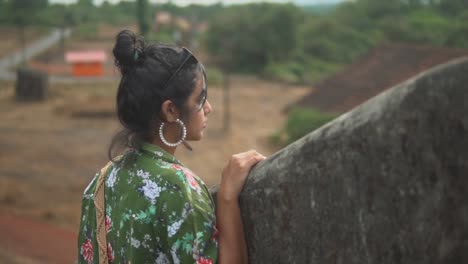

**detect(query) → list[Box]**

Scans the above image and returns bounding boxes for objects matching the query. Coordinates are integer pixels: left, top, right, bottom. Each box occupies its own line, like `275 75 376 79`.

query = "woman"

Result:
77 29 265 264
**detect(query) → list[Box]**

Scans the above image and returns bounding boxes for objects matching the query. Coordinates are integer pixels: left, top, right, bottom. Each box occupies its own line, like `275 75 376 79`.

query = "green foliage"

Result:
1 0 468 86
206 67 224 87
299 18 376 63
409 9 454 45
302 59 343 84
286 107 338 143
301 4 337 15
75 23 98 39
444 10 468 48
438 0 468 16
137 0 150 36
156 2 224 21
74 0 98 24
99 1 136 25
273 107 338 146
0 1 140 29
262 58 343 85
205 0 468 86
9 0 48 26
206 3 303 72
146 28 174 44
262 61 305 84
333 0 468 49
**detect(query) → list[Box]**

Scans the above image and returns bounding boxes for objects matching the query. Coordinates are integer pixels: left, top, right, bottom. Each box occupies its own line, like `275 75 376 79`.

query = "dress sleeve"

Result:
155 180 218 264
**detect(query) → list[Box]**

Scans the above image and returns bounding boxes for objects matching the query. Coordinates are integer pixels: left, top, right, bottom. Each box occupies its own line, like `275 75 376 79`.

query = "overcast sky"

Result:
49 0 350 6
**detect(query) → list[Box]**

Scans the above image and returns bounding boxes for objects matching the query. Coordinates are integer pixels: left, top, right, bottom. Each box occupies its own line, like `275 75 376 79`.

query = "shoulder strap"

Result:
94 161 113 264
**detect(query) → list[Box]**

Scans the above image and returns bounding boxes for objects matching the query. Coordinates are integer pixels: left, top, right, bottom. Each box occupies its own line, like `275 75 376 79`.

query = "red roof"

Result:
65 51 107 63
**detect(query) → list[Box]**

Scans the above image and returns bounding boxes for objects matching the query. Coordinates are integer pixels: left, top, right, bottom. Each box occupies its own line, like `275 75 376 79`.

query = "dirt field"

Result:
0 26 47 58
0 75 309 262
0 23 310 262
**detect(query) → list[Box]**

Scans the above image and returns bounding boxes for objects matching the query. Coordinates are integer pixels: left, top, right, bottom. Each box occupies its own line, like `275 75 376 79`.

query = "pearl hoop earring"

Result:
159 119 187 147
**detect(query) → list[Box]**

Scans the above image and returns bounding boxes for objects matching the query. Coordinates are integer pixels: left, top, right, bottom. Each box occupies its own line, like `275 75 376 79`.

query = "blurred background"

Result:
0 0 467 262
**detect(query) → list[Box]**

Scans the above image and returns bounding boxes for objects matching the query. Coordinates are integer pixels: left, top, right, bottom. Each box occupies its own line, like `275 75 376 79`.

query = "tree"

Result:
137 0 150 36
9 0 48 65
76 0 95 23
0 0 9 24
438 0 468 16
206 3 303 72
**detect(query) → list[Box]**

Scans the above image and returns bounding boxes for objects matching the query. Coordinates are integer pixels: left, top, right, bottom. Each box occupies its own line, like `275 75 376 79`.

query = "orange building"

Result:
65 51 107 77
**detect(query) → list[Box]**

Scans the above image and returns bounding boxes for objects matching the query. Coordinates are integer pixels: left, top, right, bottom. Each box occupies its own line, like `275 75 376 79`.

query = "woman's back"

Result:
78 142 218 264
77 29 264 264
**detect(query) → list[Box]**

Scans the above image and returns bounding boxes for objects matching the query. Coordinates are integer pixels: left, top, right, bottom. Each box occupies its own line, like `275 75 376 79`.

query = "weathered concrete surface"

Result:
239 57 468 263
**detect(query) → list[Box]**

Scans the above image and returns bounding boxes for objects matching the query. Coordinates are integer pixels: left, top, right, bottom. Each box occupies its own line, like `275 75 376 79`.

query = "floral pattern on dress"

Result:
172 164 202 194
77 142 218 263
197 257 214 264
107 242 114 263
211 223 219 243
80 239 93 264
106 166 119 189
105 215 112 233
139 178 162 204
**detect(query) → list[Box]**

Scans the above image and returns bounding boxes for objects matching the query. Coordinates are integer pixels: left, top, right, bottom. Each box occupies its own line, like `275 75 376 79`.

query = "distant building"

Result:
153 11 208 48
65 51 107 77
154 11 191 32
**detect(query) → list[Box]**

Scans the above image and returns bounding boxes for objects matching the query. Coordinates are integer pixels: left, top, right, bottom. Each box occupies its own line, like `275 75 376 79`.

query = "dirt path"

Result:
0 214 76 263
0 28 71 80
0 75 310 262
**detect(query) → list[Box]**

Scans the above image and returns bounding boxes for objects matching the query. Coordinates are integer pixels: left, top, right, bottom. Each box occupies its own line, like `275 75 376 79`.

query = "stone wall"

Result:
235 58 468 263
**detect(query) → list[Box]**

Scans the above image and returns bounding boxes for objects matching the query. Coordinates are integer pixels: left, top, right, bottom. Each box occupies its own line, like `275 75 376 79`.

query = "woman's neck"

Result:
151 138 177 156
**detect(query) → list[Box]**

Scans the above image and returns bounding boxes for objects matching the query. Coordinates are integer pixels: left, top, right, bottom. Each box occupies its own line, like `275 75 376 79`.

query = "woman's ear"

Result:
161 100 180 122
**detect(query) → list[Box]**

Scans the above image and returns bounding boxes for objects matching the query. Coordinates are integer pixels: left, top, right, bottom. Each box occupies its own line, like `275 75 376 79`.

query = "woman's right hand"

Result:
218 150 266 202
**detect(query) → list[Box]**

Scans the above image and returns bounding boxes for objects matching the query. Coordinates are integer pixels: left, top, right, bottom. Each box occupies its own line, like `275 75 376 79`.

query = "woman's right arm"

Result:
216 150 266 264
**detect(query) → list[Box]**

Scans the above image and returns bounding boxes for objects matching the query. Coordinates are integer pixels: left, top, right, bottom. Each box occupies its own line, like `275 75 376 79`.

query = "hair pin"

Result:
134 50 139 61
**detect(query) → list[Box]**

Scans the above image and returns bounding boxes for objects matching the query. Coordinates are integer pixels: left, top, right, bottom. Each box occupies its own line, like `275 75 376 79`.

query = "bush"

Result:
75 23 97 39
276 107 338 146
206 66 224 87
262 58 343 85
303 59 343 84
300 18 375 63
262 62 304 84
146 29 175 44
405 9 452 46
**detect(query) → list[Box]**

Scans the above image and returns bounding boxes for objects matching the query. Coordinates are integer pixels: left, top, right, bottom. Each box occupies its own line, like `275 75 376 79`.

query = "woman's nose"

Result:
204 100 212 115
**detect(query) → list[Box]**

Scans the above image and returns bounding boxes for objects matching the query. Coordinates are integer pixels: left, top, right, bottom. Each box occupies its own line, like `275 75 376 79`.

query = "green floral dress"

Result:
77 142 218 264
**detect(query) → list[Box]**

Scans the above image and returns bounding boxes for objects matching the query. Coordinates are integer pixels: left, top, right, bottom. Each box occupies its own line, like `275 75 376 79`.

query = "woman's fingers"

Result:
219 150 267 201
236 150 266 166
246 153 265 167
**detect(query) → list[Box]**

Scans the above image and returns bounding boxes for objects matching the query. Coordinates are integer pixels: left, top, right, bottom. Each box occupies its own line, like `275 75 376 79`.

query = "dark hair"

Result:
108 29 204 161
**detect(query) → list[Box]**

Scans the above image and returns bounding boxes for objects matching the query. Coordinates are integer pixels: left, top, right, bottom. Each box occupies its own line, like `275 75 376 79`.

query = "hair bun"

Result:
113 29 145 75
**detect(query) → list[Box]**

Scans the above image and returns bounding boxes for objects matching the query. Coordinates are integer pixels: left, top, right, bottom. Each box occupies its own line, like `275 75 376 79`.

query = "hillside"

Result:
291 44 468 113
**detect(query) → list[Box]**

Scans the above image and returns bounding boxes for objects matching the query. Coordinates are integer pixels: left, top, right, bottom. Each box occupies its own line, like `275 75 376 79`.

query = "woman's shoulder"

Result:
120 153 198 192
85 151 211 205
141 160 212 203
